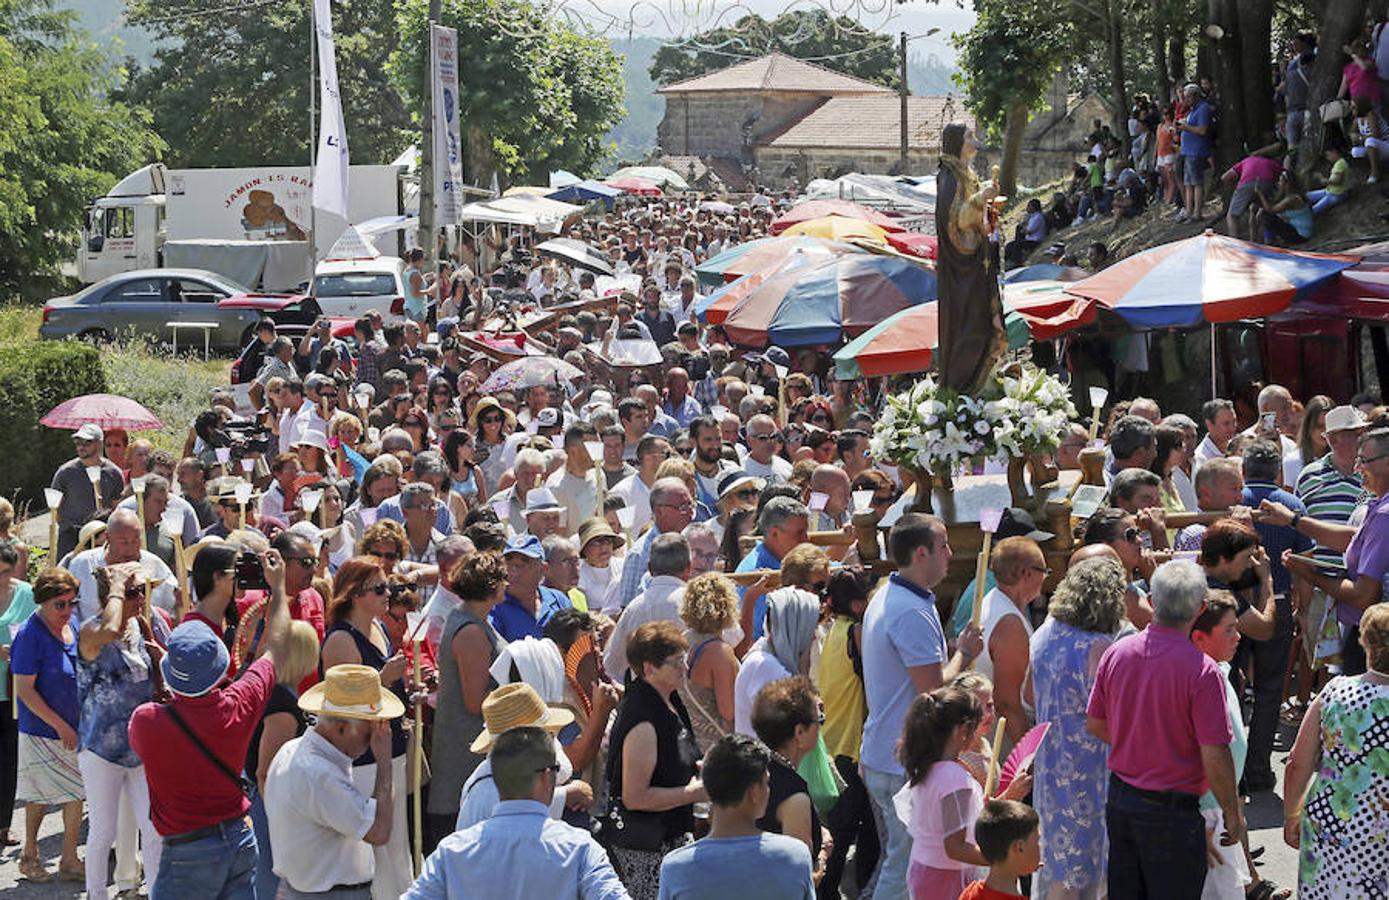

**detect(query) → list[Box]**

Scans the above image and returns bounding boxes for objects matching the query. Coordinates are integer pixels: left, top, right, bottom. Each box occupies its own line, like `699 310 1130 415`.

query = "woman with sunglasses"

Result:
443 427 487 524
10 569 84 883
319 557 414 899
470 397 515 492
75 562 164 900
426 376 457 422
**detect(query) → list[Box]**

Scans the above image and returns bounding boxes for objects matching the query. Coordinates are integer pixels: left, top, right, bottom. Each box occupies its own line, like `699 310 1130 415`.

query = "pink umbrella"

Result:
41 394 164 431
997 722 1051 795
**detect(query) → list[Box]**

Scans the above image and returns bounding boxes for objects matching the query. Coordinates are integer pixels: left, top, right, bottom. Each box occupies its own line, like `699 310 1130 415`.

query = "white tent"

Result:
802 173 938 216
455 195 584 235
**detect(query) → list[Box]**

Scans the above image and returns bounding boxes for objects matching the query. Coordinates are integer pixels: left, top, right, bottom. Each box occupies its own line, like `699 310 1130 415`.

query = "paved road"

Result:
0 732 1302 899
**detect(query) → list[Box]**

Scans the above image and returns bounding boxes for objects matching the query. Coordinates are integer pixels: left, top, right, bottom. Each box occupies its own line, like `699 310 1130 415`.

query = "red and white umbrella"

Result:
41 394 164 431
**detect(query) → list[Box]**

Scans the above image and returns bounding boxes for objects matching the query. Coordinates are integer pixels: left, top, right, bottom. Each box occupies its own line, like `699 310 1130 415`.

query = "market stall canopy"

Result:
721 254 936 347
456 195 584 232
548 169 581 189
609 165 690 191
695 235 865 288
770 199 905 235
546 180 622 209
1065 230 1360 328
801 173 937 216
832 300 1028 379
1277 269 1389 321
43 394 164 431
782 216 890 243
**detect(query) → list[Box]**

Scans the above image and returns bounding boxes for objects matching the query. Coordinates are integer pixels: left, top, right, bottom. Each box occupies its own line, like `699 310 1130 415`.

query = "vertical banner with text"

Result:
431 24 464 225
312 0 349 218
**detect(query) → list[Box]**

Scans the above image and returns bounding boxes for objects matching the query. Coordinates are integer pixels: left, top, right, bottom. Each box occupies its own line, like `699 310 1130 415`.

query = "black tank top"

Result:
321 619 409 766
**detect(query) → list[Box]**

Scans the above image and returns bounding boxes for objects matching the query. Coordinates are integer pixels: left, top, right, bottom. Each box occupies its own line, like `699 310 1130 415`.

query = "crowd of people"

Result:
1002 20 1389 268
3 102 1389 899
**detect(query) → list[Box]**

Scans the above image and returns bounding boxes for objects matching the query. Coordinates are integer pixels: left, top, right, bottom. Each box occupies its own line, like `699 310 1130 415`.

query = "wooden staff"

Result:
143 576 152 620
1163 509 1259 528
87 465 103 512
411 637 424 876
984 716 1007 797
133 480 147 550
172 534 188 618
44 488 61 570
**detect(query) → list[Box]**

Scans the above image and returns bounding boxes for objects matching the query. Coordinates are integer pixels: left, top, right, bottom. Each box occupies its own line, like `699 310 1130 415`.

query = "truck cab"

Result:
78 165 167 283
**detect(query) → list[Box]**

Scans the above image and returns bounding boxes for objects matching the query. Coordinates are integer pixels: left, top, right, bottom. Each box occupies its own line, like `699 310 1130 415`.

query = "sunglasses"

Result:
871 494 896 506
734 488 760 501
749 432 781 442
1123 527 1142 544
481 414 503 424
364 583 389 596
286 556 318 568
809 413 831 424
369 549 400 561
319 391 338 399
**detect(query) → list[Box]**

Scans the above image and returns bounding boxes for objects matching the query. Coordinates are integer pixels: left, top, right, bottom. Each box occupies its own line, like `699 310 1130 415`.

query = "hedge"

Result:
0 340 107 507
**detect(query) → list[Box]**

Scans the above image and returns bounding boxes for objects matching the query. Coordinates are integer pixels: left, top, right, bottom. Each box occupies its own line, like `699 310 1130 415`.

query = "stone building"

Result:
655 53 987 188
1015 72 1113 187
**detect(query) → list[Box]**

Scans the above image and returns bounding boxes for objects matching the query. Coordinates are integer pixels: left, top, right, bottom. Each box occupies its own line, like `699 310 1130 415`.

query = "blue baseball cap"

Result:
160 621 230 698
503 533 546 562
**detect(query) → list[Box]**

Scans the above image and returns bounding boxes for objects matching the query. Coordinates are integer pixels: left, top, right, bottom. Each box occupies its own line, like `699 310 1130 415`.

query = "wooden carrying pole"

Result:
411 644 424 876
984 716 1007 796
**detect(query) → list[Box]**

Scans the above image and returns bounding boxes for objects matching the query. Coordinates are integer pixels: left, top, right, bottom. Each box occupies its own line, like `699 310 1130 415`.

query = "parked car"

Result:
39 269 271 350
311 257 407 319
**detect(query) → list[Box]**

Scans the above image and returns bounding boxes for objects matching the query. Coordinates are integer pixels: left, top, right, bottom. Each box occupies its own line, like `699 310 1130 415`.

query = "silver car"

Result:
39 268 265 350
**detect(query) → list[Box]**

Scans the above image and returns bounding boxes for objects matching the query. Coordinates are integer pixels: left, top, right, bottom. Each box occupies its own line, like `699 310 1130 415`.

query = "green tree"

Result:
392 0 624 183
649 10 898 89
0 0 164 291
125 0 409 168
953 0 1072 196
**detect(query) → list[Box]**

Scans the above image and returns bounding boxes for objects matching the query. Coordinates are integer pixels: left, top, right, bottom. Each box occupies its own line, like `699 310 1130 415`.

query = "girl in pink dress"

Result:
894 687 989 900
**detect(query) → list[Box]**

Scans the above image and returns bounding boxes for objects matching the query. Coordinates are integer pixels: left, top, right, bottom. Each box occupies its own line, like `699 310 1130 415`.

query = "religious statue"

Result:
935 123 1009 396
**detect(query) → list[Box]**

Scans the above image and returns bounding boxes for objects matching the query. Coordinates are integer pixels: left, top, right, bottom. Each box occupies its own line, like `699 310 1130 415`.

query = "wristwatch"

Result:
1290 511 1303 530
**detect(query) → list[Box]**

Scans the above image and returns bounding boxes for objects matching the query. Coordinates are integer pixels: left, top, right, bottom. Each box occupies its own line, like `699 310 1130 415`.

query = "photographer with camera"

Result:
295 317 351 378
128 546 291 900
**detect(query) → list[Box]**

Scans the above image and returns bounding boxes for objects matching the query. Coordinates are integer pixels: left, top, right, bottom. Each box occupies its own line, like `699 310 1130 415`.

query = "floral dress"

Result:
1298 675 1389 898
1028 617 1116 900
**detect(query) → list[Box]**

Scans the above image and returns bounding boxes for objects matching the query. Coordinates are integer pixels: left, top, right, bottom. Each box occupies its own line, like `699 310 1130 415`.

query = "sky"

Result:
558 0 977 63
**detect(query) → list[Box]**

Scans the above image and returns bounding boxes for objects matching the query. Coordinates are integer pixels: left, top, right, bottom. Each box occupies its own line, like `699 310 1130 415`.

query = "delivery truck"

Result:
78 162 411 291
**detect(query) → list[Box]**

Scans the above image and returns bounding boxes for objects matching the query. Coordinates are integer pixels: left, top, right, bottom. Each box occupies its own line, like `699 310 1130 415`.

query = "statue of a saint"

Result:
935 123 1009 396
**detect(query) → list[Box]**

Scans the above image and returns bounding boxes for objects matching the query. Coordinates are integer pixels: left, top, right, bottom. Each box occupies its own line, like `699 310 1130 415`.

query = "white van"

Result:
311 257 408 320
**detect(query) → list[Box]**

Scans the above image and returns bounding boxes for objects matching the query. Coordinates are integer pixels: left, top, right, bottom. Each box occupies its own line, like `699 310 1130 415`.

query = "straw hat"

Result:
468 396 516 431
469 682 574 753
299 664 406 721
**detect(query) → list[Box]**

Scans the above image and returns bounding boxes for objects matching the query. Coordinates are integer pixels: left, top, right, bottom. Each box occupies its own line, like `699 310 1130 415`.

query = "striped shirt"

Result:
1294 453 1367 572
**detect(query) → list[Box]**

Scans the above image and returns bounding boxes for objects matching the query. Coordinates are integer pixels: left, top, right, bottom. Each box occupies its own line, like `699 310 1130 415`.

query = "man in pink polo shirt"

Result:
1087 559 1243 899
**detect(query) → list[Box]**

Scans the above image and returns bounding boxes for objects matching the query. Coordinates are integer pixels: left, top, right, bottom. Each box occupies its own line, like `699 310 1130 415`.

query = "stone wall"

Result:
656 93 847 160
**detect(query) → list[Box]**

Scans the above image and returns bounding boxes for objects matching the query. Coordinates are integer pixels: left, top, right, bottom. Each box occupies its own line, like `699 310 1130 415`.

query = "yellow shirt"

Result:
819 616 868 762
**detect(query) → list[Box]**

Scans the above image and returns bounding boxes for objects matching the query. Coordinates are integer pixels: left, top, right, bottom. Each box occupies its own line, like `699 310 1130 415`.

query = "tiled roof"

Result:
759 95 976 149
656 52 894 96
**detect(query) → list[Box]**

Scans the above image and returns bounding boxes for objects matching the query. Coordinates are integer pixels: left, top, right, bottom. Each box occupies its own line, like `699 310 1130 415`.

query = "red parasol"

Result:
1003 281 1098 340
885 232 938 260
41 393 164 431
603 177 663 197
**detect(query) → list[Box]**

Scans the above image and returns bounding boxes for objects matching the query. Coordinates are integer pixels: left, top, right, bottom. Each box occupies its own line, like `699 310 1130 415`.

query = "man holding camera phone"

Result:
129 546 293 899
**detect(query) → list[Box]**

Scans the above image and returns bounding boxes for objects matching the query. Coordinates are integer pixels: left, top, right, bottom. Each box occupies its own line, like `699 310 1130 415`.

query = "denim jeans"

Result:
151 814 258 900
1307 188 1347 215
249 785 279 900
863 765 911 900
1105 776 1206 900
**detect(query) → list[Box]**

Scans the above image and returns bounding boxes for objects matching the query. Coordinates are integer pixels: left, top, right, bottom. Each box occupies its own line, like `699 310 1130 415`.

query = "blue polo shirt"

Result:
1242 482 1312 595
488 587 572 641
735 542 782 640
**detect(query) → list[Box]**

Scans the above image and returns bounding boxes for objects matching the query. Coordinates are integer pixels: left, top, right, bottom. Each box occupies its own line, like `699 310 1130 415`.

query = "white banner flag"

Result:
431 24 464 225
312 0 349 218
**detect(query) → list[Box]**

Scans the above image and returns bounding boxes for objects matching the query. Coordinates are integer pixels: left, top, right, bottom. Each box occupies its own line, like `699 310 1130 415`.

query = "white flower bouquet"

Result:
871 365 1076 475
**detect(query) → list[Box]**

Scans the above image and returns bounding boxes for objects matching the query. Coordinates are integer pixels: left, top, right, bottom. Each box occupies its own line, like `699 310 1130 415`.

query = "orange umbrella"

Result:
770 199 904 234
782 216 889 243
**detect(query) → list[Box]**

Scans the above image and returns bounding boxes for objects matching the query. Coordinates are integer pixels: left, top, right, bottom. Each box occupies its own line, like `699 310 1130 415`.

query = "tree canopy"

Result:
649 10 898 89
391 0 625 183
125 0 409 168
0 0 163 290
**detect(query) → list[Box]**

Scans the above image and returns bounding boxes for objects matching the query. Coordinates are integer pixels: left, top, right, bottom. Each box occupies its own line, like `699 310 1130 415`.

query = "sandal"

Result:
1247 878 1292 900
0 830 18 847
57 860 86 882
19 856 53 883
